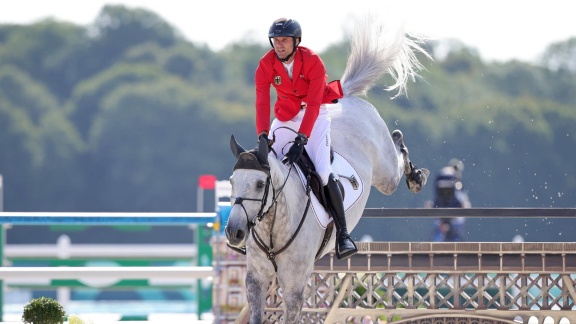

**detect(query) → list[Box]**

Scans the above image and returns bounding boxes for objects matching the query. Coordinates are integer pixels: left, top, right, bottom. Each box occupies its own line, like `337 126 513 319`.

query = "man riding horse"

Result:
226 14 430 322
253 18 357 259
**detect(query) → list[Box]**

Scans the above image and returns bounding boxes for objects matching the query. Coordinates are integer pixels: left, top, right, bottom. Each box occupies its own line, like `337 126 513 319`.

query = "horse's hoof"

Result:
405 166 429 193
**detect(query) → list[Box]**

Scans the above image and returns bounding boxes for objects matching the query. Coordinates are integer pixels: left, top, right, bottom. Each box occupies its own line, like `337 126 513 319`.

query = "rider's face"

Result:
273 37 296 62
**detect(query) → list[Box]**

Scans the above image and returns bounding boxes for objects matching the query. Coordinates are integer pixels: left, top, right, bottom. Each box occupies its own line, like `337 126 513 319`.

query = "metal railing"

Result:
261 241 576 323
231 208 576 324
362 207 576 218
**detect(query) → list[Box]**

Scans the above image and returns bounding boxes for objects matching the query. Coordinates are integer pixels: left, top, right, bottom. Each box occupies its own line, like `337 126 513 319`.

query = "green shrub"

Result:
22 297 66 324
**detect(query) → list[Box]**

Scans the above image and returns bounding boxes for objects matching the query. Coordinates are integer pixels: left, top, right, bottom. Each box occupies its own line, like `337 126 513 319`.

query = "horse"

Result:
225 15 431 323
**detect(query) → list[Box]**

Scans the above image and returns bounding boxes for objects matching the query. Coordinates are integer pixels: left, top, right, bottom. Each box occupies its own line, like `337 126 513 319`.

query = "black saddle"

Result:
295 148 345 208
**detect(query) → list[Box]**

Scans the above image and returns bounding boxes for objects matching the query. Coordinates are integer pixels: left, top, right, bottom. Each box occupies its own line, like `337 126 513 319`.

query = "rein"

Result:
252 171 312 272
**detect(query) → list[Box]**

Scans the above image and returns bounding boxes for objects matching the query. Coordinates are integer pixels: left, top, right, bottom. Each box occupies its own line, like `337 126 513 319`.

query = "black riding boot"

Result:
324 173 358 259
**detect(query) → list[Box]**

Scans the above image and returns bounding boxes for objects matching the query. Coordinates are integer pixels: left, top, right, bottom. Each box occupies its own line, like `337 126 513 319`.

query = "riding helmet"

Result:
268 18 302 47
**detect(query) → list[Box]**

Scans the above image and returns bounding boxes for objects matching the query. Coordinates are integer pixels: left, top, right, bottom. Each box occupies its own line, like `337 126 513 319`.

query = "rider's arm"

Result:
255 56 273 136
297 51 327 137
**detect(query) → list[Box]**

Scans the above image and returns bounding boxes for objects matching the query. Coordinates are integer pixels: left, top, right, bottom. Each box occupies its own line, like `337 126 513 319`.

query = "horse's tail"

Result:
340 14 430 98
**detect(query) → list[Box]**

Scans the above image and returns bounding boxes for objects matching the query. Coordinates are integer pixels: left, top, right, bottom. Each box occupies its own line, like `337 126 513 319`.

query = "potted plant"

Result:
22 296 66 324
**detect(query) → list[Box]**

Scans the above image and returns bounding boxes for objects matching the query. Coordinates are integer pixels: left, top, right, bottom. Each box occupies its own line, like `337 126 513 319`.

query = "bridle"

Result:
231 172 274 228
231 159 311 272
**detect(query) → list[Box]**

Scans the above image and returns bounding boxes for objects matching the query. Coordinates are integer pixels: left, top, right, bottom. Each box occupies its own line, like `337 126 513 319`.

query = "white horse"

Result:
226 16 430 323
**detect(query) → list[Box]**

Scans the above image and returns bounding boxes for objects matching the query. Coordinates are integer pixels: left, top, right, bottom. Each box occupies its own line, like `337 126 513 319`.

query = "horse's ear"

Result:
257 137 269 164
230 135 246 158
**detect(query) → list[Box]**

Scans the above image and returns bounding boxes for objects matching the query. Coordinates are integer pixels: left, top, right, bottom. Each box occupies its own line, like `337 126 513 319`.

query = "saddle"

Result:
296 148 345 206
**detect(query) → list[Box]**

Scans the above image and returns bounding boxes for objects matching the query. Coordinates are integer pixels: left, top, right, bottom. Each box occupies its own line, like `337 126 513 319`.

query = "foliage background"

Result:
1 5 574 241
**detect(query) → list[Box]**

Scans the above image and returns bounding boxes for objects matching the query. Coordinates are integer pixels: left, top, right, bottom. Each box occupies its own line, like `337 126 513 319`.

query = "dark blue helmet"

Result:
268 18 302 39
268 18 302 62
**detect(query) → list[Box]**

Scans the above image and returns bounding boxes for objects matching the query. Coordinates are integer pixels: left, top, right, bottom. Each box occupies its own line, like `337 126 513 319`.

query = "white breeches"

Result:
269 106 333 186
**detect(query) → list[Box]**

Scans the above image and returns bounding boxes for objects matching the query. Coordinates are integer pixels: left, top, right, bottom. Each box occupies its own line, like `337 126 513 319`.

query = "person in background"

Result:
448 158 470 208
431 159 470 242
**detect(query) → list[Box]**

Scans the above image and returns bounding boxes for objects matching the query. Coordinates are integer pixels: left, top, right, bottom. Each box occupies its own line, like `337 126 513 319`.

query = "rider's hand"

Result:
282 134 308 164
258 134 271 147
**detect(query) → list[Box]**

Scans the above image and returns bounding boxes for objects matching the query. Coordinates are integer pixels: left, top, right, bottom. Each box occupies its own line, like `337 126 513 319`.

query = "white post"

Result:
214 180 231 323
214 180 232 206
197 187 204 212
56 235 71 310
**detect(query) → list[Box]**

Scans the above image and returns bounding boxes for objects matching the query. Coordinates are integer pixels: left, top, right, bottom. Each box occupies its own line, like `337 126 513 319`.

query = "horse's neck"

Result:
265 158 309 232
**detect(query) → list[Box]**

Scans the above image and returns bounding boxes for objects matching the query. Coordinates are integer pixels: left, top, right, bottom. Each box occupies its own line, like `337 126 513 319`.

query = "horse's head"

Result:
225 135 275 249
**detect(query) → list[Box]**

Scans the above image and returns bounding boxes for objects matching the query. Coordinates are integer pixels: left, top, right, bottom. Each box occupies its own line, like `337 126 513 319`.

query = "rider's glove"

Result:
282 134 308 164
258 133 271 148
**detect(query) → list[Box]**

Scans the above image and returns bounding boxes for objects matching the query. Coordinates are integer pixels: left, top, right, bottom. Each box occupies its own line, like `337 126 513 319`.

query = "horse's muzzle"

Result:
225 225 247 247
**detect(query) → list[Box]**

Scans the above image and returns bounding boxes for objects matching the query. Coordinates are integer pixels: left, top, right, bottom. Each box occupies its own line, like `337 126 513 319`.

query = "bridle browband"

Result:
231 151 312 272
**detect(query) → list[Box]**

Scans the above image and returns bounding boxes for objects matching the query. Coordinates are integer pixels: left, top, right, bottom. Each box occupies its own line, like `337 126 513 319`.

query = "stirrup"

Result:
227 243 246 255
335 234 357 260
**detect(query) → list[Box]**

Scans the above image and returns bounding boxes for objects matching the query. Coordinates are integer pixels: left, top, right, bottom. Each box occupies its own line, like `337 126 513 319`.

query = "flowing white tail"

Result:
341 14 430 98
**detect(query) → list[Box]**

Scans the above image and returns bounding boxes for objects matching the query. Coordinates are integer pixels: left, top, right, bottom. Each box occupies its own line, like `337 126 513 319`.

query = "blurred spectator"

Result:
448 158 470 208
431 159 470 242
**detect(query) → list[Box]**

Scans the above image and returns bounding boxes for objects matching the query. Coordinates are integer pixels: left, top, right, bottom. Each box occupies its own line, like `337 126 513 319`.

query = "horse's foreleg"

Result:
245 270 270 324
392 130 429 192
277 275 308 324
282 287 306 323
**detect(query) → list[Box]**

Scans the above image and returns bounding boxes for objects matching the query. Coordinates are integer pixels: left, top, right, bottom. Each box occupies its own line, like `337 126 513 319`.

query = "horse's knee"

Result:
283 293 305 323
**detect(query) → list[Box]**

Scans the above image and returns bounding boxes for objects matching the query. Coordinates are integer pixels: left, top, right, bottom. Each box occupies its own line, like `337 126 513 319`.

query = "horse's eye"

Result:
256 181 265 189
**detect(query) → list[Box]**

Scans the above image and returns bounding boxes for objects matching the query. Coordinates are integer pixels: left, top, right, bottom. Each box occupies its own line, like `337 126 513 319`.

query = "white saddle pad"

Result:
295 151 364 229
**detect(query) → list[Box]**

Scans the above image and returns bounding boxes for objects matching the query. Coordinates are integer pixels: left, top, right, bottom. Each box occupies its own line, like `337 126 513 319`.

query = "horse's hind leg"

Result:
392 130 430 192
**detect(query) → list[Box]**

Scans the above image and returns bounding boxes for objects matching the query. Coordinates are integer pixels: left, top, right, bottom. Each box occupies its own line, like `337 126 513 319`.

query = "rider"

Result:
254 18 357 259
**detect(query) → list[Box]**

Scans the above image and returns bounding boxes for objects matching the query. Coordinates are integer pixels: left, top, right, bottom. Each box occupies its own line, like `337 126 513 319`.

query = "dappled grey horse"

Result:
226 16 431 323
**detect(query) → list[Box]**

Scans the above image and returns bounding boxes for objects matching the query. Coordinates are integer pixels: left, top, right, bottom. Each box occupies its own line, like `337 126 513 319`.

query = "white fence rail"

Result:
0 266 214 281
0 212 216 225
5 243 197 259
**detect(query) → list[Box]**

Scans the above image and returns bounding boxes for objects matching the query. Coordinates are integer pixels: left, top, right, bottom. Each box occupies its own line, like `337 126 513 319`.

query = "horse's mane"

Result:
340 14 430 99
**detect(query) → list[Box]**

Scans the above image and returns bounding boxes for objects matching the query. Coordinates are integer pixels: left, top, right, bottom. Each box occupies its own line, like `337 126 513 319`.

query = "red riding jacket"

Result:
255 46 343 137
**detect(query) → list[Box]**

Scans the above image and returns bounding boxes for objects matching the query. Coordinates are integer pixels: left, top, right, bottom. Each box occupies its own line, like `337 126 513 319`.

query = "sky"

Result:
1 0 574 63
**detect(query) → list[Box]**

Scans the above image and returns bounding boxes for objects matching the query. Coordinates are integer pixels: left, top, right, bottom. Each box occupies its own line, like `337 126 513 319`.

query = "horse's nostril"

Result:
235 230 245 240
